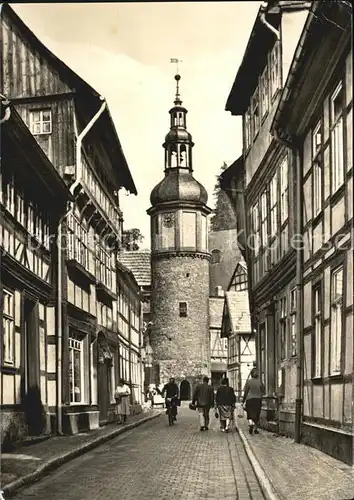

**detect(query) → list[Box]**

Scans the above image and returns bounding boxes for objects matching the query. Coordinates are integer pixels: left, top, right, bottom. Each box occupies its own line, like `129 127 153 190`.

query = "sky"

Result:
13 2 261 248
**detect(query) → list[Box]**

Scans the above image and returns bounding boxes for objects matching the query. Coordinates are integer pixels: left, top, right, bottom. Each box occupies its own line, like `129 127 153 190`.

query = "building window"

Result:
2 290 15 364
96 243 112 289
260 191 268 248
312 121 323 216
252 89 260 138
280 156 288 225
244 110 252 150
252 202 260 284
259 323 266 390
269 42 280 98
67 215 88 269
30 109 52 135
260 67 269 118
279 297 287 360
330 266 343 374
69 336 84 403
290 288 296 357
179 302 188 317
252 202 260 255
3 176 15 216
233 267 248 291
313 285 322 378
211 249 221 264
330 82 344 193
270 172 278 237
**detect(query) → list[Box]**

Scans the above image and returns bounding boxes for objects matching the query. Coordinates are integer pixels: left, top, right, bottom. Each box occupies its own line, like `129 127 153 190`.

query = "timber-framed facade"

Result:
0 101 72 445
224 1 310 435
272 0 353 464
1 4 140 438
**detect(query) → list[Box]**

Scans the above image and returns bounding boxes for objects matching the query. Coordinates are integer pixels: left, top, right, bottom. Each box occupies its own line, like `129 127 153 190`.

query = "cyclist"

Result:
162 377 179 421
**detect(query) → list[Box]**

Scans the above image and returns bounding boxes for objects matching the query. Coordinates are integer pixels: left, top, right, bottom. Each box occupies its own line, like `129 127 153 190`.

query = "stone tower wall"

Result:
151 254 210 392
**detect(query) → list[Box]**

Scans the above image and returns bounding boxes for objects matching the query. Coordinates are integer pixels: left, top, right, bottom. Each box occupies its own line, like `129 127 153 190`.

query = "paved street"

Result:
14 409 265 500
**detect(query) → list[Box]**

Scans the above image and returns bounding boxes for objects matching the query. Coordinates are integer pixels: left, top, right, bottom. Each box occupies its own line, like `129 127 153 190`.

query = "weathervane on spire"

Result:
170 57 182 75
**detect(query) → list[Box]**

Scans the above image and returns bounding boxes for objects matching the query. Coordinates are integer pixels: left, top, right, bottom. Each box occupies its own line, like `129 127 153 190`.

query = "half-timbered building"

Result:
221 262 255 401
271 1 352 464
0 100 72 445
1 4 137 434
116 261 143 409
224 0 310 433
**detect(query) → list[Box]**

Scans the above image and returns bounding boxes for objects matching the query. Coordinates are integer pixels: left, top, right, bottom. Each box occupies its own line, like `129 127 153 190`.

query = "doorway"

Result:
98 360 111 424
23 298 44 435
179 380 191 401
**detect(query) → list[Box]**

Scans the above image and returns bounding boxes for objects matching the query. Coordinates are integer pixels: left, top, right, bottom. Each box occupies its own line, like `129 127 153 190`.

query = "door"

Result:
98 360 110 424
23 298 44 435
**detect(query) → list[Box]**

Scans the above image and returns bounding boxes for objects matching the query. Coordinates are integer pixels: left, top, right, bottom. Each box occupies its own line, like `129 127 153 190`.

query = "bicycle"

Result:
166 396 178 426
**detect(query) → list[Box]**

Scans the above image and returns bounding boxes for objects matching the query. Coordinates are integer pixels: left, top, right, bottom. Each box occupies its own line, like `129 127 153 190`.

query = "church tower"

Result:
147 74 212 397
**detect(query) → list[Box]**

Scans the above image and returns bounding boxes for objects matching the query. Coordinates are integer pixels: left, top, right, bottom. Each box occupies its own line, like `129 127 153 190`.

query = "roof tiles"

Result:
225 290 251 334
118 250 151 287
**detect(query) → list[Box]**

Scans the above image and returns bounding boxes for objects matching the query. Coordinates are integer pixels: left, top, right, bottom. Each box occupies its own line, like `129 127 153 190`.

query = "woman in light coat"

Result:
115 379 131 424
242 369 265 434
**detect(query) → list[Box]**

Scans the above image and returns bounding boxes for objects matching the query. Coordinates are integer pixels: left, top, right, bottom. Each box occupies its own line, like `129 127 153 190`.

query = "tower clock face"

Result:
163 212 174 228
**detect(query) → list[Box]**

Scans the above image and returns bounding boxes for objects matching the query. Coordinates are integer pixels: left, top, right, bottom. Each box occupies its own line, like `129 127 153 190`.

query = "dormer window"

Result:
30 109 52 135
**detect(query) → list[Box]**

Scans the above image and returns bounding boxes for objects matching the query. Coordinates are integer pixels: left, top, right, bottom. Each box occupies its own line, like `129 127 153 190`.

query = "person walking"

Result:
216 378 236 433
242 369 265 434
115 379 131 424
162 377 179 421
192 376 214 431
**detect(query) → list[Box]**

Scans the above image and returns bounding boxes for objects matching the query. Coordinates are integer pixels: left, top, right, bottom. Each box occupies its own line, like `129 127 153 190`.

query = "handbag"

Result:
237 404 244 418
189 402 196 411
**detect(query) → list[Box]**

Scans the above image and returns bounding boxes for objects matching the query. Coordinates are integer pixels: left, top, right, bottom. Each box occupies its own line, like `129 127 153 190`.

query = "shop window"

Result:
279 296 287 360
290 288 296 357
69 335 85 403
2 290 14 364
313 285 322 378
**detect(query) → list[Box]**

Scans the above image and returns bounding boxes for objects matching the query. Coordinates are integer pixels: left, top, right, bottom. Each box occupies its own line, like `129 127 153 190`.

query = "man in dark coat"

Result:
162 377 179 420
192 376 214 431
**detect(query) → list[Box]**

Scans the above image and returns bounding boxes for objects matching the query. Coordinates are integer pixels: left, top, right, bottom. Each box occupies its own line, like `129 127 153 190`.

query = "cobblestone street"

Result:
13 409 265 500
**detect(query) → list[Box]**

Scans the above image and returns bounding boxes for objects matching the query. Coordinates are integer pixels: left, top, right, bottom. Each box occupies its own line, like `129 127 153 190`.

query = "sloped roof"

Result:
2 100 73 206
118 250 151 287
209 297 224 329
2 3 137 195
225 291 251 334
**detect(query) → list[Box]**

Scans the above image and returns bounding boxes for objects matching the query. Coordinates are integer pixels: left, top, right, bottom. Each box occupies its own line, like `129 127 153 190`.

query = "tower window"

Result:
179 302 188 317
211 249 221 264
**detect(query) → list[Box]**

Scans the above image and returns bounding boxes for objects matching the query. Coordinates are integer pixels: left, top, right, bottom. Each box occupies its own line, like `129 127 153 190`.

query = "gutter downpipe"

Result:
272 128 303 444
0 99 11 124
294 143 303 444
260 2 281 40
56 97 106 435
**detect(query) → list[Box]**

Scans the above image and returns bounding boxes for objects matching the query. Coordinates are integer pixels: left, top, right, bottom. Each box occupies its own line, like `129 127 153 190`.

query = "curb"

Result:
2 411 162 497
234 421 280 500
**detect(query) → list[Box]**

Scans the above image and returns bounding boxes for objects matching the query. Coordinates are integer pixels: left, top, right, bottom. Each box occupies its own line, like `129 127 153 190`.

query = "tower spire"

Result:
174 74 182 105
